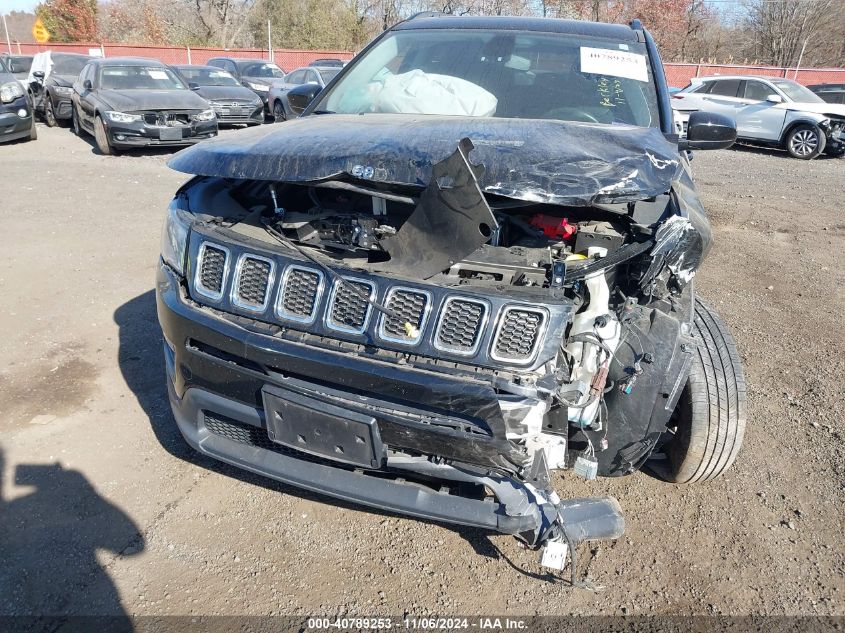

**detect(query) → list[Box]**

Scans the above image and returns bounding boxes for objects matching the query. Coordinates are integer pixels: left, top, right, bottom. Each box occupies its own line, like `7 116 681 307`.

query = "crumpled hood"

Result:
194 85 261 104
98 89 210 112
168 114 682 205
48 74 74 88
781 101 845 118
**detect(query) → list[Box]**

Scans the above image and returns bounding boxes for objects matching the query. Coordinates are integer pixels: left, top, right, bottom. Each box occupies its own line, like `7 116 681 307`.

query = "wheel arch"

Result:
779 117 825 146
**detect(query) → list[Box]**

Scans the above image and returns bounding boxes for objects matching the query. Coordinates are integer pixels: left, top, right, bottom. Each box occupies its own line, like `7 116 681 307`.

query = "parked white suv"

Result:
672 75 845 159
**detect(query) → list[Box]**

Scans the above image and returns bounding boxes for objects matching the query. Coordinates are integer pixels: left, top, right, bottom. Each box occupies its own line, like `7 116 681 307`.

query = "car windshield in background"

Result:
240 62 285 78
179 68 240 86
772 79 825 104
317 68 341 84
52 55 88 76
7 56 32 74
100 66 186 90
318 29 659 126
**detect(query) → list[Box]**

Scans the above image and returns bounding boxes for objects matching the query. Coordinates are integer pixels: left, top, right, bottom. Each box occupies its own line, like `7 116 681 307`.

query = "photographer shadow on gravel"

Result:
114 290 525 569
0 447 143 626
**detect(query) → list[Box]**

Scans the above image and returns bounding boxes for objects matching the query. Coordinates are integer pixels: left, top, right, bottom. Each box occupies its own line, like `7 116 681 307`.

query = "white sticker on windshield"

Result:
580 47 648 83
148 70 168 80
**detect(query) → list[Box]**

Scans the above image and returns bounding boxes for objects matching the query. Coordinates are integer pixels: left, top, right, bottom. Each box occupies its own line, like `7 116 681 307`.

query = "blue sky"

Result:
5 0 40 12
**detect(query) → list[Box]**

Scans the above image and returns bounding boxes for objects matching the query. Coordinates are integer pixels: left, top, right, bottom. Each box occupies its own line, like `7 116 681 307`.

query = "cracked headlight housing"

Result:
106 110 142 123
0 81 24 103
160 201 192 276
53 86 73 96
192 108 216 122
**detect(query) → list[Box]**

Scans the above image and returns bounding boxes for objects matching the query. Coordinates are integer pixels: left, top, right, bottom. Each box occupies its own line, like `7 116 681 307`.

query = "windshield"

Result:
7 56 32 75
240 62 285 78
317 29 659 126
178 67 240 86
771 79 825 104
100 65 186 90
52 55 88 76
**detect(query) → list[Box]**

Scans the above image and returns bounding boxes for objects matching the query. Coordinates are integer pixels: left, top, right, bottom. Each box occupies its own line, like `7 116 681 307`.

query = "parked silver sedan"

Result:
268 66 341 121
672 75 845 159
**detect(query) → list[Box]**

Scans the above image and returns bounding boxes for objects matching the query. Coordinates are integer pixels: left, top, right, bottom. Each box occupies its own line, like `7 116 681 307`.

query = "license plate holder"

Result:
159 127 183 141
262 386 384 469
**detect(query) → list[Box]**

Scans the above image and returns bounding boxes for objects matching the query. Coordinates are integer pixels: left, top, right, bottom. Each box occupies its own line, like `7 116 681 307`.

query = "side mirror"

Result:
83 79 92 90
287 82 321 116
766 94 783 104
678 111 736 151
188 82 200 90
32 70 45 80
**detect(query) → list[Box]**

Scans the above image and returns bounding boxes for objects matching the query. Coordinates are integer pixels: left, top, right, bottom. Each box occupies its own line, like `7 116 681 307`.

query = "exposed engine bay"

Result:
162 134 720 584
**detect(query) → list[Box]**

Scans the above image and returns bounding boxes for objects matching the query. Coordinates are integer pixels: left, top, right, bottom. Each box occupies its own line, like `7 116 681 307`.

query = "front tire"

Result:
273 100 286 122
94 115 114 155
44 97 57 127
660 299 747 483
28 117 37 141
72 104 83 136
786 124 825 159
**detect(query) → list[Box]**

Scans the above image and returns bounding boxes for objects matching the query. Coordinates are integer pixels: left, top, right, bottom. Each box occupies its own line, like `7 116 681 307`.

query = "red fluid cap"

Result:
529 214 577 240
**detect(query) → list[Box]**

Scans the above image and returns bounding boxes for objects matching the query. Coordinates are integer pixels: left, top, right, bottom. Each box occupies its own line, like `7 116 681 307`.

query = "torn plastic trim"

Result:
639 215 703 294
167 114 682 207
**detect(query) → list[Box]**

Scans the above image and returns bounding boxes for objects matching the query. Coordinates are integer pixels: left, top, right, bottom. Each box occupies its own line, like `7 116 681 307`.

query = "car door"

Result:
733 79 787 141
74 63 96 129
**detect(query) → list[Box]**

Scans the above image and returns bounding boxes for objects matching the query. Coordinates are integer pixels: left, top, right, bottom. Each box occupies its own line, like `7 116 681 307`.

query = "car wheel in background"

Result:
652 299 747 483
786 124 825 159
44 97 57 127
273 100 286 122
94 115 114 155
72 105 83 136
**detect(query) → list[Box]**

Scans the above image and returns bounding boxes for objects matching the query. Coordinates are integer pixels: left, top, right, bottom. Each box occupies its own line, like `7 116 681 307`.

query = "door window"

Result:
287 70 306 84
709 79 741 97
743 80 772 102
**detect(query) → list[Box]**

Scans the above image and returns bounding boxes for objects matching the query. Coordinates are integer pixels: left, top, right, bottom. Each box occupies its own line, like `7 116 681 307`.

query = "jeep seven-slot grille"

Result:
381 289 428 342
198 246 227 295
492 308 545 362
436 299 486 354
234 257 272 308
279 268 321 321
328 280 373 332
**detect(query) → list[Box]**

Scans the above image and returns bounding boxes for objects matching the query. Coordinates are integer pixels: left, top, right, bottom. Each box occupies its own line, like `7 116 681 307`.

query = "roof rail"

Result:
406 11 445 20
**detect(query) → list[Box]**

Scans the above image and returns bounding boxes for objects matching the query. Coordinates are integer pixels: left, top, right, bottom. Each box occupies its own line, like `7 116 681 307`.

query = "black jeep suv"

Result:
157 15 744 578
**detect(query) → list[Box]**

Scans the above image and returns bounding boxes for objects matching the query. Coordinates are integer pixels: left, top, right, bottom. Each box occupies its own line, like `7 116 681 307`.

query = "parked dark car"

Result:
0 56 37 143
157 15 744 580
308 58 344 67
71 57 217 155
206 57 287 114
267 65 341 121
171 64 263 126
28 51 91 126
807 83 845 105
0 54 33 87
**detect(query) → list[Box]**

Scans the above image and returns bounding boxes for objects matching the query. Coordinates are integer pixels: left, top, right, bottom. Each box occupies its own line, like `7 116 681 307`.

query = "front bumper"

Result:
0 97 33 143
53 96 73 120
105 118 218 148
212 104 264 126
156 261 624 546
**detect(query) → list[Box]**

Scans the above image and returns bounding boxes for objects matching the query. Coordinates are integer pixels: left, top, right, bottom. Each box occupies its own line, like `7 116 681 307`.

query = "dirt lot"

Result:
0 123 843 621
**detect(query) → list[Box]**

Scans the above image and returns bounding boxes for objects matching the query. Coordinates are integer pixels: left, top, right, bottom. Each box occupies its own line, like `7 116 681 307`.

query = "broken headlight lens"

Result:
160 201 192 276
192 109 216 122
106 110 142 124
0 81 24 103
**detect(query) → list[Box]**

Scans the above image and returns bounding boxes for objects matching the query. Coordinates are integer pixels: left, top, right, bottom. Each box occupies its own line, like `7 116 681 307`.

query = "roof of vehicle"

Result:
392 15 643 42
209 57 276 65
807 83 845 91
293 65 340 73
1 54 33 60
693 75 795 83
88 56 168 67
51 52 91 59
172 64 221 71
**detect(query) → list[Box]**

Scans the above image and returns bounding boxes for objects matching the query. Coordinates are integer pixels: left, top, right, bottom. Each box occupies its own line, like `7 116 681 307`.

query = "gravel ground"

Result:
0 123 842 620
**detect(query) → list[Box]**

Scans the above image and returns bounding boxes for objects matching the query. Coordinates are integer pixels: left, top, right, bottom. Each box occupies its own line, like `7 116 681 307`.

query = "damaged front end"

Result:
158 119 709 578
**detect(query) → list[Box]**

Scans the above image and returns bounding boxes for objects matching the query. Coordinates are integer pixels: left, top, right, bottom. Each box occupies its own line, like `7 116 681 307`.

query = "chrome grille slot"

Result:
232 255 274 311
434 298 487 355
276 266 323 323
379 288 430 345
326 279 374 334
491 307 546 363
195 243 229 300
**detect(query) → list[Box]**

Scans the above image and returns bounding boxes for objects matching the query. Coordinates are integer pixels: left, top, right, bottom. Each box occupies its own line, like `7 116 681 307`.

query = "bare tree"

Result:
744 0 834 67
